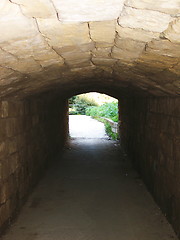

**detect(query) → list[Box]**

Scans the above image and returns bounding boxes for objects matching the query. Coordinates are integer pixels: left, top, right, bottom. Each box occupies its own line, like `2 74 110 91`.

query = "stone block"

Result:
0 200 10 227
6 118 19 138
66 60 92 69
7 138 18 155
116 25 159 42
9 153 19 175
0 67 20 86
0 1 39 43
92 57 116 66
0 159 10 182
0 101 8 118
7 57 42 74
146 39 180 58
162 18 180 43
11 0 56 18
125 0 180 15
137 52 178 69
89 20 116 47
60 51 91 62
118 7 172 32
167 117 180 135
112 37 146 61
53 0 126 22
92 47 112 58
0 182 8 205
0 119 7 141
0 141 6 158
5 101 24 117
37 19 91 48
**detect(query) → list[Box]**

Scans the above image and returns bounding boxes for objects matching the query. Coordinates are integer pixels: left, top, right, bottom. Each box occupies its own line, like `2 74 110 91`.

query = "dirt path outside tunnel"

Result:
1 116 178 240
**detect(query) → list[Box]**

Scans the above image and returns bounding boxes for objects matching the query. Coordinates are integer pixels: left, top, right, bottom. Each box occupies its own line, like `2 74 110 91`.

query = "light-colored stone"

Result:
116 25 159 42
39 58 64 68
92 58 116 66
0 67 21 83
11 0 56 18
32 47 65 67
112 37 145 60
37 19 91 48
118 7 172 32
0 34 45 59
0 0 179 97
60 51 91 62
67 60 92 68
125 0 180 15
52 0 126 22
162 18 180 43
89 21 116 47
92 47 112 58
115 37 145 51
6 57 43 74
146 39 180 58
54 43 94 56
0 2 38 43
137 53 178 69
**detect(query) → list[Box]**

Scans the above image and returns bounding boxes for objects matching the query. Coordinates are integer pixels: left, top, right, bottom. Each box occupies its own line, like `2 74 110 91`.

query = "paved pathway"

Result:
1 117 178 240
69 115 107 139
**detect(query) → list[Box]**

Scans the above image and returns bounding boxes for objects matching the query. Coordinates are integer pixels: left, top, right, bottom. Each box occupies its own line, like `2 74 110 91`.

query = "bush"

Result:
69 95 98 115
104 122 118 140
86 102 118 122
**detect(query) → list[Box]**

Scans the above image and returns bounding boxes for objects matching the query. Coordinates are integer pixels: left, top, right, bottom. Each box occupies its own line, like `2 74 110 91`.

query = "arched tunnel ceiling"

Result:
0 0 180 99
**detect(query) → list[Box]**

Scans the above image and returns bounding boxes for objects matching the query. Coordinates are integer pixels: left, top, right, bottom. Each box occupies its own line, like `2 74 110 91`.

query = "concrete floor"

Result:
1 116 178 240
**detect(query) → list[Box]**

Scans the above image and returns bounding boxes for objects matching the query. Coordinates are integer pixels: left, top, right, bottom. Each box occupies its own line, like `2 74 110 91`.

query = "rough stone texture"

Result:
11 0 56 18
0 0 179 98
89 20 116 47
119 97 180 238
0 0 180 238
0 94 68 233
162 18 180 43
125 0 180 15
112 37 146 60
53 0 126 22
118 7 172 32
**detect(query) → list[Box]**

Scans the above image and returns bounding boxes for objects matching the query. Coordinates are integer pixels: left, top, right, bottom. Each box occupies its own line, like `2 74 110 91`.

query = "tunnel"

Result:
0 0 180 238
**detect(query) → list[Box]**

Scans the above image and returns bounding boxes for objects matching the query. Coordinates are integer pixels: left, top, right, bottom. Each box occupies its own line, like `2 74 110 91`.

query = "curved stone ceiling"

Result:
0 0 180 98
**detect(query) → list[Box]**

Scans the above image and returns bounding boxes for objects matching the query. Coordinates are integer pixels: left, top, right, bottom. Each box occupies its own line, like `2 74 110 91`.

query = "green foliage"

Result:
104 122 118 140
86 102 118 122
69 95 98 115
86 102 119 140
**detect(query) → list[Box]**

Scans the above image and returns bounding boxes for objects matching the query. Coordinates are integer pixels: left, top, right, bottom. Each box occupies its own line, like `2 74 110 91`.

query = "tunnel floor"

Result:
1 137 178 240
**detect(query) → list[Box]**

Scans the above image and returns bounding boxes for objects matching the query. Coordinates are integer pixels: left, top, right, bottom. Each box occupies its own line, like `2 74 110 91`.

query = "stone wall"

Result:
0 94 68 234
119 97 180 237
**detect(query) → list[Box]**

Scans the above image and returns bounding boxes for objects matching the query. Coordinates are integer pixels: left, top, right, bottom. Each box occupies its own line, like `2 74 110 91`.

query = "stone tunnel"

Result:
0 0 180 238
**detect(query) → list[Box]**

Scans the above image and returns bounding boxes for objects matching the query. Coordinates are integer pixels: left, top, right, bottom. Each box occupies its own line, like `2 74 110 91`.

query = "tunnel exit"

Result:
68 92 119 140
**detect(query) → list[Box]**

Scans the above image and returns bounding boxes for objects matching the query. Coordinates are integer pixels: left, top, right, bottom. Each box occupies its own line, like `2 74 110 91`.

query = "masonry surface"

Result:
0 0 180 238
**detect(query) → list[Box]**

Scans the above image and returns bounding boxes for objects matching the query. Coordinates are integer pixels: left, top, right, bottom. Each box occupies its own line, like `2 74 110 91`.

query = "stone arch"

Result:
0 0 180 237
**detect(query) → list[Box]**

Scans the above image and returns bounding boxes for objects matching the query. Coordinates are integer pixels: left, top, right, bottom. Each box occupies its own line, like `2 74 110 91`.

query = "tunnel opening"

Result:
68 92 119 140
